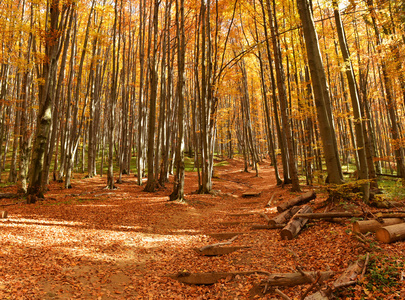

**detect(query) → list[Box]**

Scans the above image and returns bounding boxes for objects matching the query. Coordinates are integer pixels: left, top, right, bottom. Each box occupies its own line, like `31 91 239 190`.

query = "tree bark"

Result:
296 0 343 184
376 223 405 244
280 205 313 240
277 191 316 212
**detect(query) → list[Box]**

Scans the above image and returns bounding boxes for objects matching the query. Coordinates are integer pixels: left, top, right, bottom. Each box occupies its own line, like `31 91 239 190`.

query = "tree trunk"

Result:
27 1 71 201
170 0 185 201
333 2 369 202
296 0 343 184
280 205 313 240
376 224 405 244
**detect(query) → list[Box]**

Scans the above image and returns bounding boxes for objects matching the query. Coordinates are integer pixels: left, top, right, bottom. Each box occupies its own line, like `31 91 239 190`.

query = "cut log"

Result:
242 190 261 197
207 232 243 240
251 224 286 230
277 191 316 212
269 206 300 226
295 212 362 219
0 211 7 218
353 218 404 234
376 223 405 243
195 246 249 256
280 205 313 240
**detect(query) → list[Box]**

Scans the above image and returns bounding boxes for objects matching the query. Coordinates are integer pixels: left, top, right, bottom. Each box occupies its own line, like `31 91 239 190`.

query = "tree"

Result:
27 1 72 201
296 0 343 184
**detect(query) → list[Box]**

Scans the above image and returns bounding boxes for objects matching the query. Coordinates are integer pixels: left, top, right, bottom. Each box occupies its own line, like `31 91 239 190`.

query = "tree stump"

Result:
277 191 316 212
353 218 404 234
376 223 405 243
280 205 313 240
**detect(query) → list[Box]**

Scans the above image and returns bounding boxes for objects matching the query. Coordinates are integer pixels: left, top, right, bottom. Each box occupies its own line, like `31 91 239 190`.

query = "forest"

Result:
0 0 405 299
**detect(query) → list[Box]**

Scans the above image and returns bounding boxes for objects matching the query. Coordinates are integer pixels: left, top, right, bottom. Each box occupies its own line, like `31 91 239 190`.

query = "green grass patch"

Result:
214 160 229 167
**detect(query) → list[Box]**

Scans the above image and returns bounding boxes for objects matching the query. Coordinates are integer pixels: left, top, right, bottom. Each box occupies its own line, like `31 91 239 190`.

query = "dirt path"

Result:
0 158 404 299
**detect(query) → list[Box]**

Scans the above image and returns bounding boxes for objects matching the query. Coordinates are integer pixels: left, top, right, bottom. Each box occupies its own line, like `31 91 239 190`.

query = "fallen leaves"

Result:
0 159 404 299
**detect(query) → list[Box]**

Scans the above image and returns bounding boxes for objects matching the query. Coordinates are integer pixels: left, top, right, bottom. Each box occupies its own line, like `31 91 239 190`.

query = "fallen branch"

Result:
207 232 243 240
275 288 292 300
266 194 275 207
251 224 286 230
199 235 238 251
0 193 19 199
0 200 26 207
259 212 271 222
195 246 249 256
301 271 322 300
168 270 270 285
294 212 362 219
264 270 334 287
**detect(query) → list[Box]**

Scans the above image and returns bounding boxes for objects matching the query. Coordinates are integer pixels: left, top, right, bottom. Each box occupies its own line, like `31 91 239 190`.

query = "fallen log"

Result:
269 206 300 226
294 212 362 219
373 213 405 218
207 232 243 240
277 191 316 212
369 199 405 209
0 193 19 199
242 190 261 198
1 211 7 218
199 235 238 251
259 212 271 222
168 271 270 285
195 246 249 256
376 223 405 243
353 218 404 234
333 257 367 289
264 270 334 287
251 224 286 230
306 255 369 300
280 205 313 240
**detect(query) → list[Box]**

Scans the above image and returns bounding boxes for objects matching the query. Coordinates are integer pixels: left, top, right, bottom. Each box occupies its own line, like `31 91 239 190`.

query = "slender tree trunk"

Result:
333 2 369 201
296 0 343 184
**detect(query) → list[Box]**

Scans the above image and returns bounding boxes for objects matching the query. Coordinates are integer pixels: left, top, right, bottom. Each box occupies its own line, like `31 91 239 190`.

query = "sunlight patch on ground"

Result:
264 207 278 214
0 217 84 226
0 218 202 261
77 204 120 207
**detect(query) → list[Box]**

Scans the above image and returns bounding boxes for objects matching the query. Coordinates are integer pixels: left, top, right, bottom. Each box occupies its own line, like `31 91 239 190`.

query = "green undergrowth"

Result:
333 253 404 299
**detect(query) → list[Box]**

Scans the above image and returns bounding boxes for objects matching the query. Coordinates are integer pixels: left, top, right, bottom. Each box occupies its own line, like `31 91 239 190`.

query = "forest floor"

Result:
0 158 404 299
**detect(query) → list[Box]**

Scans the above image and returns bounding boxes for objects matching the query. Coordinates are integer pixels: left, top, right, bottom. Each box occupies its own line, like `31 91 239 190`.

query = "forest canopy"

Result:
0 0 404 201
